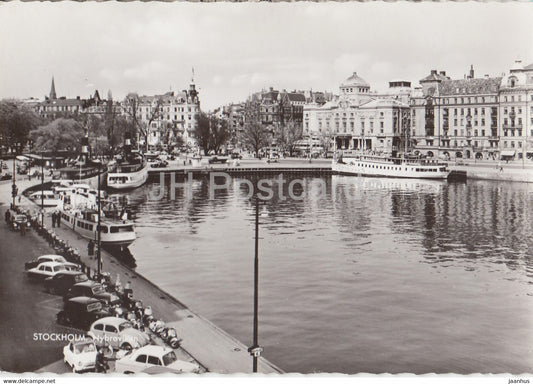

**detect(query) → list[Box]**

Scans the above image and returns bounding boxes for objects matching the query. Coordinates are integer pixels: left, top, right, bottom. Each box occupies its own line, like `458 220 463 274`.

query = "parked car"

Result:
0 172 12 181
11 214 31 232
114 345 200 374
63 338 98 373
27 261 69 281
88 317 151 351
208 156 227 164
230 152 242 159
25 254 79 271
64 281 121 306
150 160 168 168
57 297 112 330
44 271 89 295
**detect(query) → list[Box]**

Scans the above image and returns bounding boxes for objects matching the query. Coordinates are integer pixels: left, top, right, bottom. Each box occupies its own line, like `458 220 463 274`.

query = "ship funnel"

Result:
124 132 132 154
81 136 89 154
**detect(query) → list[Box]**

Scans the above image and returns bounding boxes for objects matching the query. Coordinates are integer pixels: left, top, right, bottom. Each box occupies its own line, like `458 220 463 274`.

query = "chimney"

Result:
431 69 437 75
440 71 446 76
484 74 489 79
269 87 274 92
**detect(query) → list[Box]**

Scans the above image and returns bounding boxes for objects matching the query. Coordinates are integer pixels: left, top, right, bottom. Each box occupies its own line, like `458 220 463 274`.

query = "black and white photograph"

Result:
0 1 532 383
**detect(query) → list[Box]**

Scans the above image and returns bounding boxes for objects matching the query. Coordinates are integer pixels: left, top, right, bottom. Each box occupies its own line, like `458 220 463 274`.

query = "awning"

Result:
16 155 30 161
500 150 516 157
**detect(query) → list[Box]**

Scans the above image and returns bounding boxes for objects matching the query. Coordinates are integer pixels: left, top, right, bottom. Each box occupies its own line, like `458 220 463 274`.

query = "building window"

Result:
481 130 485 136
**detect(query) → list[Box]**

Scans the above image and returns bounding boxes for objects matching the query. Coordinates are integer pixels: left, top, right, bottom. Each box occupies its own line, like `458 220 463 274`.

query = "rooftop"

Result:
439 77 502 95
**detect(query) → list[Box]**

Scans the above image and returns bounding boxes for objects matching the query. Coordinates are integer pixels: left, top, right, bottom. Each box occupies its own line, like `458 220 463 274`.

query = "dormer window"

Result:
508 76 518 87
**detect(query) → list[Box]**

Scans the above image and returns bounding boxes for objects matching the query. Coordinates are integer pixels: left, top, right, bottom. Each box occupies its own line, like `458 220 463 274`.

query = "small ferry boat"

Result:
333 153 450 180
29 190 61 208
107 134 148 190
58 185 136 247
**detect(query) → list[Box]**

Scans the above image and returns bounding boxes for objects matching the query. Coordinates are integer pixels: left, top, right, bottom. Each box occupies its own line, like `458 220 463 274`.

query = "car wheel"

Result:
121 343 132 352
72 364 77 373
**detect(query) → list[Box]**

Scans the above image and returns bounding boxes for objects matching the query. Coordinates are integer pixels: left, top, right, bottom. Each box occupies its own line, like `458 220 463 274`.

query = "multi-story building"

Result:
303 72 411 156
498 60 533 160
34 77 106 120
411 62 533 161
130 80 200 148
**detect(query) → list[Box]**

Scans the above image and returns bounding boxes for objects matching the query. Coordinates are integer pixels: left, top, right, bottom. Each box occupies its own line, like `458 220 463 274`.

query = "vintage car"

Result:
26 261 69 281
11 214 31 231
63 338 98 373
208 156 228 164
64 281 120 306
88 317 150 351
149 160 168 168
44 271 89 295
25 254 79 271
57 297 112 330
114 345 200 374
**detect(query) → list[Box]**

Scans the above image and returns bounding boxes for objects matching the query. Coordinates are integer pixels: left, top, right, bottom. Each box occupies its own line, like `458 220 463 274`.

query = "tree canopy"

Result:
29 118 85 152
0 100 42 154
193 112 230 155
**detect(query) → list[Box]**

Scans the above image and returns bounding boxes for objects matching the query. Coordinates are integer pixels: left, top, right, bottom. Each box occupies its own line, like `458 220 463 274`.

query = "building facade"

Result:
128 81 200 148
303 72 411 156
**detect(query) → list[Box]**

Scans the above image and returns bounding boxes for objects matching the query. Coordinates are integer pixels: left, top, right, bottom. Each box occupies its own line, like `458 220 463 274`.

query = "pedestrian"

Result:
56 210 61 228
20 222 26 236
51 212 56 228
88 240 95 259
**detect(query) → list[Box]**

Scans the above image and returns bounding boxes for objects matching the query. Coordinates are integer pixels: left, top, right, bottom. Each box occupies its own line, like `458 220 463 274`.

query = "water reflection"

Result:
108 174 533 374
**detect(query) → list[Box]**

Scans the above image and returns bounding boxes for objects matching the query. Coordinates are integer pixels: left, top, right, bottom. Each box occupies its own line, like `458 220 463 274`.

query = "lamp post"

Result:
248 188 263 372
11 151 17 210
96 160 102 276
41 151 44 229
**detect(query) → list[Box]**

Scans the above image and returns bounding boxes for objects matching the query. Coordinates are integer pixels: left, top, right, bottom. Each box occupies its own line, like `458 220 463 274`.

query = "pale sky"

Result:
0 1 532 111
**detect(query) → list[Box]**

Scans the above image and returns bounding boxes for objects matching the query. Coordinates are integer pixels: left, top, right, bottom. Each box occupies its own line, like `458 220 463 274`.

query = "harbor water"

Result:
112 174 533 374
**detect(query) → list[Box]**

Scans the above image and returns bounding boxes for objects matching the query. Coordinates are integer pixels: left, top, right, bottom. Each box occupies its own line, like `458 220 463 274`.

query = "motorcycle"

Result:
163 327 182 349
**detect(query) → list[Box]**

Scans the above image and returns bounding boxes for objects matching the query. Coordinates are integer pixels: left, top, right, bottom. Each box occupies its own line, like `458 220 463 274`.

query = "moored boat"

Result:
58 186 136 246
333 153 450 180
107 134 148 190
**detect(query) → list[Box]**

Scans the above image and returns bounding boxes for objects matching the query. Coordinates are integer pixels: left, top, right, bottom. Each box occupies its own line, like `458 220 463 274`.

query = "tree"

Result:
241 98 270 157
276 120 302 157
29 118 85 152
192 112 230 155
123 93 163 152
210 118 230 154
0 100 42 154
193 112 211 155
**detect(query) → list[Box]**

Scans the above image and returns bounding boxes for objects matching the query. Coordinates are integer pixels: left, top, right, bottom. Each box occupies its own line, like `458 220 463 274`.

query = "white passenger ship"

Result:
58 184 136 246
107 134 148 190
333 153 450 180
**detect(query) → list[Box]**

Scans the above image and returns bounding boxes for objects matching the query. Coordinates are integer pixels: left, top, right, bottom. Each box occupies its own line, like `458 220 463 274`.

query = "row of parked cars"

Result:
23 252 201 374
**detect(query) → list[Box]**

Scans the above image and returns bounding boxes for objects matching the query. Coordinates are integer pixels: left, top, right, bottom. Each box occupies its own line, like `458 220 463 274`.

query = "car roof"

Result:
73 280 100 288
38 254 66 261
133 345 170 357
71 338 96 346
93 316 129 327
69 296 100 304
35 261 67 268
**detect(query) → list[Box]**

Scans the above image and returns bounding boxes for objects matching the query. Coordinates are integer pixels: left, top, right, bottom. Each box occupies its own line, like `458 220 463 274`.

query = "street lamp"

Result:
40 151 44 229
11 151 17 210
248 187 263 372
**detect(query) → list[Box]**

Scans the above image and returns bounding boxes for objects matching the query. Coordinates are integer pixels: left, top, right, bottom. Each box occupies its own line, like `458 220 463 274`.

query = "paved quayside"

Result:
0 176 282 374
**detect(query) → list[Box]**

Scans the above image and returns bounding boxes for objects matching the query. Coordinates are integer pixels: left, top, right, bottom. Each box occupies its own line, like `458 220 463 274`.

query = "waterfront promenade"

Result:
0 176 282 374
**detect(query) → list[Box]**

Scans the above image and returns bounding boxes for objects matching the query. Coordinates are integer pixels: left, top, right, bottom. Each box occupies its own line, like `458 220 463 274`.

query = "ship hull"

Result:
333 158 450 180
